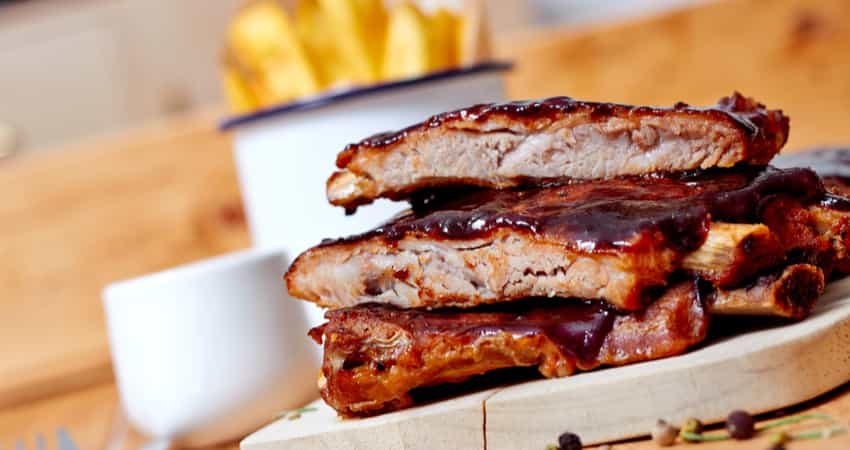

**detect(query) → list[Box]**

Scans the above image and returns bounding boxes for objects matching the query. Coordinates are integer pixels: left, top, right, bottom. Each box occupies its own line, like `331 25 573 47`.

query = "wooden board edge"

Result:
241 388 500 450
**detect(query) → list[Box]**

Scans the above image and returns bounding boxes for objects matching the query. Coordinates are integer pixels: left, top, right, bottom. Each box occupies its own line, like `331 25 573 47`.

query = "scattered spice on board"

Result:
651 419 678 446
726 410 755 439
275 406 318 421
650 409 847 446
557 432 582 450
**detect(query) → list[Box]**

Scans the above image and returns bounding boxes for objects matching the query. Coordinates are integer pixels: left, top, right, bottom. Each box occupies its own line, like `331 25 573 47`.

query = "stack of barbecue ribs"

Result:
285 93 850 417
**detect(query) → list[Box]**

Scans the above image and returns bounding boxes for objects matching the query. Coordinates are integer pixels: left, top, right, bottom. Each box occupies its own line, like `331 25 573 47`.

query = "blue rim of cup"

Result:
219 61 513 131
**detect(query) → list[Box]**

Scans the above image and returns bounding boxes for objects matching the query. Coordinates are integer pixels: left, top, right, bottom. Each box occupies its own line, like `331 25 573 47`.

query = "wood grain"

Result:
0 384 117 450
0 110 250 408
495 0 850 152
244 392 491 450
0 383 241 450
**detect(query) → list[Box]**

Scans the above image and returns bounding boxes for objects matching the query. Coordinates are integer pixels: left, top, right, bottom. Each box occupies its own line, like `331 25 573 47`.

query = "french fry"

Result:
222 0 486 111
295 0 361 88
458 0 490 65
222 63 260 113
227 0 320 104
294 0 333 87
382 2 431 80
428 8 461 70
222 47 268 110
318 0 387 83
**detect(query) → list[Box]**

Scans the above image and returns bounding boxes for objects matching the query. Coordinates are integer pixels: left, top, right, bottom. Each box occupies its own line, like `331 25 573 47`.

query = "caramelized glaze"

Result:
336 93 789 168
323 167 824 254
773 147 850 210
312 281 710 417
317 298 617 365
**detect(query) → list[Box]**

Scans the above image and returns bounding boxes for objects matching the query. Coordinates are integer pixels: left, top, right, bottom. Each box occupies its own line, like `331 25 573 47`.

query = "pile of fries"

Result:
222 0 488 113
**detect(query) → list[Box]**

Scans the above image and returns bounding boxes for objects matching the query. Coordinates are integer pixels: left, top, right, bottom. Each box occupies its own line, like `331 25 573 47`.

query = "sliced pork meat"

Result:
288 167 825 311
310 261 825 417
310 281 709 417
329 93 789 210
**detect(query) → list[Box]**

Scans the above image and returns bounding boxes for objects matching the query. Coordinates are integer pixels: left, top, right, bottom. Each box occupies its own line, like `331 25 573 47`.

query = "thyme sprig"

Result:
667 412 846 445
275 405 319 421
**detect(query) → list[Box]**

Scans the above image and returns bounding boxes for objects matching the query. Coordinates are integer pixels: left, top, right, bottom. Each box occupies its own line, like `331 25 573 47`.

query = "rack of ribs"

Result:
284 92 850 418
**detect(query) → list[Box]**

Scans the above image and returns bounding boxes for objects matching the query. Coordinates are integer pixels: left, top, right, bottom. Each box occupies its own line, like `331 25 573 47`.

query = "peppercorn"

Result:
767 444 785 450
769 431 790 446
557 431 582 450
651 419 679 446
681 417 703 434
726 410 755 439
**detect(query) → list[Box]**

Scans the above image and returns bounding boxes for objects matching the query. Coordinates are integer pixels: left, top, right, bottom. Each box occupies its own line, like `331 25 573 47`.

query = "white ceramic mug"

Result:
222 63 511 258
102 248 320 447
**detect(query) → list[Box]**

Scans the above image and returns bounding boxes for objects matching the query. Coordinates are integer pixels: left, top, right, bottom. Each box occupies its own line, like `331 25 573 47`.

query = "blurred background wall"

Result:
0 0 241 154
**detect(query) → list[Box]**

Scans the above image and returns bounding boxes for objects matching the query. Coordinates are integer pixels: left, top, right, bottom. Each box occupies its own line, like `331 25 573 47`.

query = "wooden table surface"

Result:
0 110 251 409
3 0 850 448
1 382 849 450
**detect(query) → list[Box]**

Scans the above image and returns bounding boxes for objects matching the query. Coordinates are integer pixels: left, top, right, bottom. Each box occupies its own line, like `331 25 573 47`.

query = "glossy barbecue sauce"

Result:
772 147 850 210
344 93 773 155
321 299 619 366
422 300 616 364
319 162 841 366
324 167 825 254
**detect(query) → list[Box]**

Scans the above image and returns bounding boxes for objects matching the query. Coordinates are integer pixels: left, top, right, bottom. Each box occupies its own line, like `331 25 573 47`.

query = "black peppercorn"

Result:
726 410 755 440
557 431 582 450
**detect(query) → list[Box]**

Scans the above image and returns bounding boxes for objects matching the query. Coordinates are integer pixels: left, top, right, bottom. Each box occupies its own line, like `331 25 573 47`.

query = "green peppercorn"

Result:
681 417 703 434
726 410 755 439
769 431 790 445
652 419 679 446
557 431 582 450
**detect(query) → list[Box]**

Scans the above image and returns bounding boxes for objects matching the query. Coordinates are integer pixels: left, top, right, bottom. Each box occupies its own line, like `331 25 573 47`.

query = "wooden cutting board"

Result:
242 278 850 450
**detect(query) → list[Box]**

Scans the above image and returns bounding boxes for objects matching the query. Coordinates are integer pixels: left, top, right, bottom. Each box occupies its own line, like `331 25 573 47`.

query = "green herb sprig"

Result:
275 406 319 421
675 412 846 444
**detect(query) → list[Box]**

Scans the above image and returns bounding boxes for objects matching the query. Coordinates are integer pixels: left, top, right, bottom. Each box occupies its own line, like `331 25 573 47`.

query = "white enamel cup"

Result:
222 63 511 260
102 248 319 447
